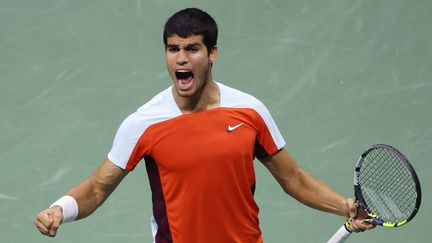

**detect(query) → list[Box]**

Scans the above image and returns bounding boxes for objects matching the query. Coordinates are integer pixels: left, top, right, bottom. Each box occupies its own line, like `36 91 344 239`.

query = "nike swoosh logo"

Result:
227 123 244 132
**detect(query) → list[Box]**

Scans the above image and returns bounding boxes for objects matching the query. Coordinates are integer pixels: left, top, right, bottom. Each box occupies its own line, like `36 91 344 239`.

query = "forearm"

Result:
281 168 348 217
66 176 112 219
262 149 349 218
36 159 126 238
61 158 127 220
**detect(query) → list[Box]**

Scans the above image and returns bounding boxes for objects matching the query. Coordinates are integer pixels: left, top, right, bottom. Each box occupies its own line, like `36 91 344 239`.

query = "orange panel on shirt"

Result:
126 107 278 243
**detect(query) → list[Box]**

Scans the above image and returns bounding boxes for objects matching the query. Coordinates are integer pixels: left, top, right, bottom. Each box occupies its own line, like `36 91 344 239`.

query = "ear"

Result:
209 46 218 64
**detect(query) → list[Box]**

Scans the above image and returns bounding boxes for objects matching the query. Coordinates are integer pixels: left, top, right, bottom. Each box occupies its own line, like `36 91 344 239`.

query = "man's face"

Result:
165 34 217 98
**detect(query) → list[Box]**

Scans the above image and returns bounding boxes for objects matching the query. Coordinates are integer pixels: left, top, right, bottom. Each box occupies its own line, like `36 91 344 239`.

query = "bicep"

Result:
92 157 128 191
259 148 303 194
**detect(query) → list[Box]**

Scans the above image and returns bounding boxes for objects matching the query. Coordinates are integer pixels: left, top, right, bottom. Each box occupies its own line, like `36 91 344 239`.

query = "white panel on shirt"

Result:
107 87 180 169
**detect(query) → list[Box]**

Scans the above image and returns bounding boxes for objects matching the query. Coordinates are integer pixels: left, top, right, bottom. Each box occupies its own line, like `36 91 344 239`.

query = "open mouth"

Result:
175 70 194 89
175 70 193 80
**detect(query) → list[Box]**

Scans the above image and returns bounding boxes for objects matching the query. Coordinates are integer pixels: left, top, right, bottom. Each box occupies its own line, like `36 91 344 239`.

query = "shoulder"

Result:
108 86 181 169
117 86 180 135
219 82 270 117
137 86 179 115
218 83 286 153
219 83 265 109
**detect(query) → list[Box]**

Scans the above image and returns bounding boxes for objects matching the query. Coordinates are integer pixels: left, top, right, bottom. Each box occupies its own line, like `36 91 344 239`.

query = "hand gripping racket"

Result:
327 144 421 243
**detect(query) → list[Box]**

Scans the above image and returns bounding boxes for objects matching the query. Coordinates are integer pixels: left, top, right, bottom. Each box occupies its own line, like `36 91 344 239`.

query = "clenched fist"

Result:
34 205 63 237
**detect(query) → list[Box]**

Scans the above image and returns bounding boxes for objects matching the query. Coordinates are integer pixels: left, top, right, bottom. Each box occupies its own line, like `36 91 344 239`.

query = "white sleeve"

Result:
107 112 148 170
253 99 286 151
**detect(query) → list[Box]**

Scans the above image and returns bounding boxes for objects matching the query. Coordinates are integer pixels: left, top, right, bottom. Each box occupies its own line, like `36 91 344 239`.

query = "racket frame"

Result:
353 144 422 228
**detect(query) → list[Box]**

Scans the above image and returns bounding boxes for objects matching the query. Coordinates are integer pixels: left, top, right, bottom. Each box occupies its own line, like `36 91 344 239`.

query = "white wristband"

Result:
50 195 79 223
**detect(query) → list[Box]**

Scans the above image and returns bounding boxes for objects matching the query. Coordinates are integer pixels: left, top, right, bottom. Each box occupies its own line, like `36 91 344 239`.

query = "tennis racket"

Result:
327 144 421 243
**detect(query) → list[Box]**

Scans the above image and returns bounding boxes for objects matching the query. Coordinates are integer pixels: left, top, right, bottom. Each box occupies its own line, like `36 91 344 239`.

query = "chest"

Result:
145 109 259 172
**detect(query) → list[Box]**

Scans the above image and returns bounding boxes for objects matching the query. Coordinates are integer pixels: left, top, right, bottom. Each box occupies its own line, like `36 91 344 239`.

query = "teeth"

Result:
176 70 191 73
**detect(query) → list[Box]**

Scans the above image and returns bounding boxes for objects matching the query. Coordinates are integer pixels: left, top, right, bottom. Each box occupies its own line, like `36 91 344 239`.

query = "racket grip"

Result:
327 224 352 243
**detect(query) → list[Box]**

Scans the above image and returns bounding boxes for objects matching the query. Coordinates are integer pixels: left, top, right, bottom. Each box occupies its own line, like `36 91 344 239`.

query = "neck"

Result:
173 79 220 114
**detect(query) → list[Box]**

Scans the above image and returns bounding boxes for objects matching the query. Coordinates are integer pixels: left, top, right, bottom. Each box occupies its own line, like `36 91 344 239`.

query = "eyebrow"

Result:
166 42 202 48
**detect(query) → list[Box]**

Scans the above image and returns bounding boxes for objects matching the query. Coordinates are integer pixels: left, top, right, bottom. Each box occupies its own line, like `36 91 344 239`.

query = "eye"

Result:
167 46 179 53
186 45 199 53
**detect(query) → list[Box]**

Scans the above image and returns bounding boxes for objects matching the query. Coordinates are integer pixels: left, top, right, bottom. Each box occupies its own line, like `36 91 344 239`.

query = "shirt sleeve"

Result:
107 112 149 171
252 100 286 158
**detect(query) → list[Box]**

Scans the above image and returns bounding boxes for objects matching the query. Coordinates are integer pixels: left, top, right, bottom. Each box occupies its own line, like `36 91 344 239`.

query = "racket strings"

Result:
360 148 417 223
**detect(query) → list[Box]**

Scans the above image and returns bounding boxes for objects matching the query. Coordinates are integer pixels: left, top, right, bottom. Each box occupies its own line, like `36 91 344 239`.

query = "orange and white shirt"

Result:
108 82 285 243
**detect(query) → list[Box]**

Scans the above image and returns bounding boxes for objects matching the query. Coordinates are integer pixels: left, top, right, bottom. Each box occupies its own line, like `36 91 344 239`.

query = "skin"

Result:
165 34 219 114
34 34 374 238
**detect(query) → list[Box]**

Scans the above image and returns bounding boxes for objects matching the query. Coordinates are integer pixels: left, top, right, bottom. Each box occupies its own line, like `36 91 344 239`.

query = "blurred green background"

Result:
1 0 430 242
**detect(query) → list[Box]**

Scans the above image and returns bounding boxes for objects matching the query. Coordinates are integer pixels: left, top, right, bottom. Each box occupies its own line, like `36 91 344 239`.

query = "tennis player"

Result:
34 8 374 242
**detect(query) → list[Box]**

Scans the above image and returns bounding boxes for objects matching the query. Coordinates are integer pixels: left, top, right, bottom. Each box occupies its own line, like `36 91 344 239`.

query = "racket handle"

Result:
327 224 352 243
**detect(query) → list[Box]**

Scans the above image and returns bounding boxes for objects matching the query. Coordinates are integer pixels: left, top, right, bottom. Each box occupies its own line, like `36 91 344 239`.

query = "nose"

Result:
176 50 188 65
